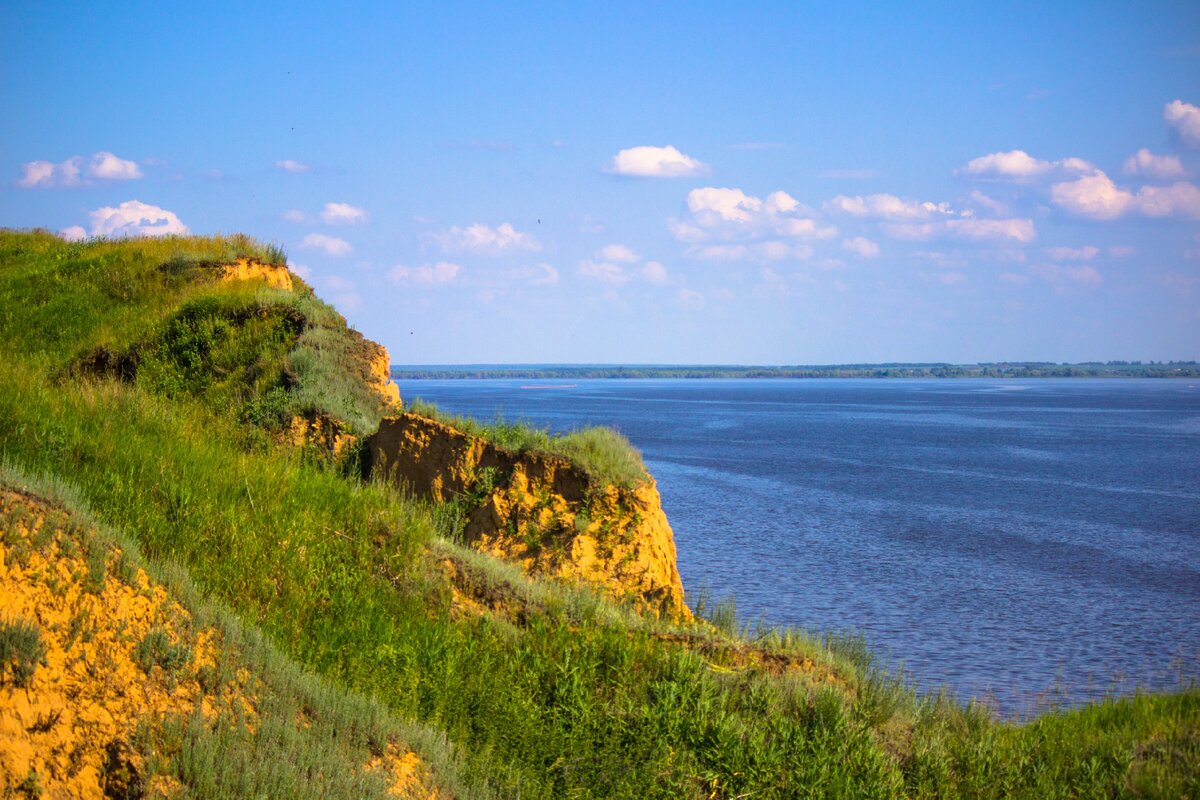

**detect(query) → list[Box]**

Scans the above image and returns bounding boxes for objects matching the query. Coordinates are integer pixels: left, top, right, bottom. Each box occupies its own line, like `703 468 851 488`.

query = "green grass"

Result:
0 616 45 688
406 397 648 488
1 230 1197 799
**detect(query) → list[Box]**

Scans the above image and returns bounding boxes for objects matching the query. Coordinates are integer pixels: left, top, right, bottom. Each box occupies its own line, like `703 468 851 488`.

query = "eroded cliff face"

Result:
216 257 294 290
366 413 689 620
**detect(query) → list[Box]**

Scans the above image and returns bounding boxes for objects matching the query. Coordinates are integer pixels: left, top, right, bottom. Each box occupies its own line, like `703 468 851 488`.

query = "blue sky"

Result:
3 1 1199 364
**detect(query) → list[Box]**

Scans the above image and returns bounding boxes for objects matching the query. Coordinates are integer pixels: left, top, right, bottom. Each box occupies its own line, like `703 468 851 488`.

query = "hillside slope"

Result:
1 230 1197 799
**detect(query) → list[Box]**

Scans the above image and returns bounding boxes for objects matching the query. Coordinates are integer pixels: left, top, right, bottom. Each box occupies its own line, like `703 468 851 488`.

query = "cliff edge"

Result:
366 413 689 620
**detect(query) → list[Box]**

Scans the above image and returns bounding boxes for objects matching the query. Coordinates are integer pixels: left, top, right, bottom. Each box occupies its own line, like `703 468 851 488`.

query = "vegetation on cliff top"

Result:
1 229 1197 798
404 397 648 488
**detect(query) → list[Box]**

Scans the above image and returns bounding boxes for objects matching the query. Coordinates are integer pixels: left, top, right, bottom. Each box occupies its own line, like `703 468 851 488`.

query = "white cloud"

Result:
607 145 708 177
689 242 813 262
426 222 541 255
578 259 628 285
957 149 1093 181
967 190 1009 216
826 193 954 220
1136 182 1200 218
301 233 353 257
641 261 668 284
290 264 313 279
677 288 705 308
283 209 308 223
1032 263 1103 286
276 159 311 173
17 152 143 187
883 218 1037 243
672 187 835 251
17 160 61 188
88 200 189 238
1046 246 1099 261
842 236 880 258
389 261 461 284
59 226 86 242
87 151 142 180
999 272 1030 286
939 272 967 286
599 243 638 263
1051 170 1200 220
1050 172 1133 220
321 202 368 225
1164 100 1200 149
1109 245 1136 258
1123 148 1186 179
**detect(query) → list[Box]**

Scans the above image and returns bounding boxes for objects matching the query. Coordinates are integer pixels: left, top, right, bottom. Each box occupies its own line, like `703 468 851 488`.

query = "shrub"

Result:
0 616 46 687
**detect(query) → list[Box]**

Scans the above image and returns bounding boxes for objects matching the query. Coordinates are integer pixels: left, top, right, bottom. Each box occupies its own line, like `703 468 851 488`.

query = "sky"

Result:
2 1 1199 364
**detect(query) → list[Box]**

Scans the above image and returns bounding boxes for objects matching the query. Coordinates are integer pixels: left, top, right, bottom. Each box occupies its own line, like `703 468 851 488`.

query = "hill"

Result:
1 229 1197 798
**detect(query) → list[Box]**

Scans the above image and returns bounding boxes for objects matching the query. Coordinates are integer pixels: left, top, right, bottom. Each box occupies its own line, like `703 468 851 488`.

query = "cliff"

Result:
366 413 689 620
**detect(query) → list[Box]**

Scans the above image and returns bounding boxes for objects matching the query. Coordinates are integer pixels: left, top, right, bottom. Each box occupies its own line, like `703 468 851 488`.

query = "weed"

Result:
0 617 46 687
136 627 192 677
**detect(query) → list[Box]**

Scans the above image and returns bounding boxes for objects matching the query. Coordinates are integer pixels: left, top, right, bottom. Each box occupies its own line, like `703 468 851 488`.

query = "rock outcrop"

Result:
366 413 689 620
216 257 294 290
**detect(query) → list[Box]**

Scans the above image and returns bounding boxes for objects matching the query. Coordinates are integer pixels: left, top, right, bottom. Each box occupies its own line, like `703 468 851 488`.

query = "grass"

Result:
406 397 648 488
0 230 1197 798
0 616 45 688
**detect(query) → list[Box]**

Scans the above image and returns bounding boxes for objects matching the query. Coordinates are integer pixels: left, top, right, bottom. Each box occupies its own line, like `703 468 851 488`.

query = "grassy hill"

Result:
1 229 1197 798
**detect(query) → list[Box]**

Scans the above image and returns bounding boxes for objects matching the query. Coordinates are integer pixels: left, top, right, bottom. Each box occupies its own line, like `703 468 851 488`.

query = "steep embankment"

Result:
366 413 688 620
0 482 441 800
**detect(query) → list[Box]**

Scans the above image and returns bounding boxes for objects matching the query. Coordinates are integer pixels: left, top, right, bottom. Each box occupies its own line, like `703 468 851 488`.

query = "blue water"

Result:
400 378 1200 715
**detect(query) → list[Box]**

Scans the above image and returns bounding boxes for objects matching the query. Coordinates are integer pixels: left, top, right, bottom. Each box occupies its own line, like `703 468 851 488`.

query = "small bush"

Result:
136 627 192 676
0 617 46 687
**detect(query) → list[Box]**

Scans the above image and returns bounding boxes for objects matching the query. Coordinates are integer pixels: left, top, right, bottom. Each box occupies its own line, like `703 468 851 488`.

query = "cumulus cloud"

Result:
88 151 142 180
1050 170 1200 220
883 218 1037 243
607 145 709 177
275 159 311 173
826 193 954 220
842 237 880 258
641 261 668 284
301 233 353 257
389 261 461 284
283 209 308 223
1046 246 1100 261
957 149 1093 181
578 259 628 285
321 202 368 224
1164 100 1200 148
426 222 541 255
59 226 87 242
88 200 188 238
17 152 143 187
1123 148 1186 180
671 187 836 253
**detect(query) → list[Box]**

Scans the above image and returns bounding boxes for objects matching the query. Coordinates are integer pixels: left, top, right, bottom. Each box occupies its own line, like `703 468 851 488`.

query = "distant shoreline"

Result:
391 362 1200 380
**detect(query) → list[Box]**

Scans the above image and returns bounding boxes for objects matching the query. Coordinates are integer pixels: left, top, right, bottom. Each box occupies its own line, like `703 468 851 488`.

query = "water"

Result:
399 377 1200 715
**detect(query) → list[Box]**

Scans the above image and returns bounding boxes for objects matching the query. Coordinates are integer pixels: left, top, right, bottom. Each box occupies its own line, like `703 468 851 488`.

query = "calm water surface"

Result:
400 378 1200 715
